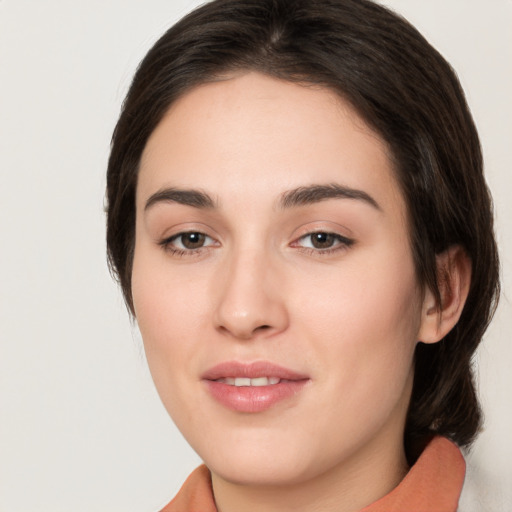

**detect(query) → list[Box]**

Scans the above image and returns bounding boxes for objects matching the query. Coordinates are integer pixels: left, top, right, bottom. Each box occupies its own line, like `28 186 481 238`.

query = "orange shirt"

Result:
160 437 465 512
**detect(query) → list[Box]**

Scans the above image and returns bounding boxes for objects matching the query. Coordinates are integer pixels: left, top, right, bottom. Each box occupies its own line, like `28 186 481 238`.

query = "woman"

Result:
106 0 499 510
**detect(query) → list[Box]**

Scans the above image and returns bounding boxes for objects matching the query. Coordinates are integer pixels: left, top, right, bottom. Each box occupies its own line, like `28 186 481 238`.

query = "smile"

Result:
202 361 310 413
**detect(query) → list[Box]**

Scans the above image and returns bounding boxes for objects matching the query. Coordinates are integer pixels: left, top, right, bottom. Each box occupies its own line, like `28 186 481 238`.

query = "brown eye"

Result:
159 231 217 255
310 232 336 249
293 231 355 253
179 232 206 249
159 230 217 254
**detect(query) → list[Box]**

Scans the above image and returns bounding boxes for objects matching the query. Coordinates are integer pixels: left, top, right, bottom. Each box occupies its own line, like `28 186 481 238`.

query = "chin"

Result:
207 454 314 487
191 425 331 487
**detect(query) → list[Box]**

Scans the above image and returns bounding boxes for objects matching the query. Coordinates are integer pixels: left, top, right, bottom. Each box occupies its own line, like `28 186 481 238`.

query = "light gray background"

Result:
0 1 510 511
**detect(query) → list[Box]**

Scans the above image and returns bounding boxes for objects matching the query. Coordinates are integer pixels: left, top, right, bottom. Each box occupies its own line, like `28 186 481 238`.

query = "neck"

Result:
211 433 409 512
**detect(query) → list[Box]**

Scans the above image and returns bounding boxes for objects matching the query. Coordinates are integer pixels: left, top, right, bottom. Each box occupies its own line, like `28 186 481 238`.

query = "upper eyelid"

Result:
169 230 212 239
157 223 218 241
292 225 354 241
297 229 351 238
293 231 354 245
291 218 353 235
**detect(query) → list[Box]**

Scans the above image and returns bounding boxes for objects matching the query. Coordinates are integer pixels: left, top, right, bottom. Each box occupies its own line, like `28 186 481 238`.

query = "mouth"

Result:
202 361 310 413
215 377 282 386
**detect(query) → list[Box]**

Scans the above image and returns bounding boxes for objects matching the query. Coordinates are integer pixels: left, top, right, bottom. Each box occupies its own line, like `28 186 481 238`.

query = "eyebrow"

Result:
145 187 216 211
279 183 381 210
144 183 380 212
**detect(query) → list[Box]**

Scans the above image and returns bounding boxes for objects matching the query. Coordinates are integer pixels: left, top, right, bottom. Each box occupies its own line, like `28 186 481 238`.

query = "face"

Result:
132 72 426 488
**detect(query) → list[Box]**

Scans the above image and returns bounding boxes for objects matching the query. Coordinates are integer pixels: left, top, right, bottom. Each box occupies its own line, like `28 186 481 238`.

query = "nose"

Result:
213 250 289 340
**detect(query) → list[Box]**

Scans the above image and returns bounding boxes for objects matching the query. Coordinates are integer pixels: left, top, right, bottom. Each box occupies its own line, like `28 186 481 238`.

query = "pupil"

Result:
182 233 205 249
312 233 334 249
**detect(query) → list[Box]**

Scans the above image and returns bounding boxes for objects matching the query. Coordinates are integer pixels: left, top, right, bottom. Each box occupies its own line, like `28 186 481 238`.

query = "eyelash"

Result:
292 232 355 255
159 232 217 257
158 231 355 257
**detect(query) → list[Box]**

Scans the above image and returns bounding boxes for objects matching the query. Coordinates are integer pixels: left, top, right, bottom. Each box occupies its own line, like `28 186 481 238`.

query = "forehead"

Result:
138 72 405 220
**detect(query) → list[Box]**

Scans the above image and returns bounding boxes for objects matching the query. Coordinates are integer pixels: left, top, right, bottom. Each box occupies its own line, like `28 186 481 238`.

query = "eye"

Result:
160 231 217 253
304 232 337 249
173 232 208 249
294 231 354 252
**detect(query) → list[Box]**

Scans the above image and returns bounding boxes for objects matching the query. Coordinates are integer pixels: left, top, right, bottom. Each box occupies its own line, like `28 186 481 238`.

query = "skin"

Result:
132 72 469 512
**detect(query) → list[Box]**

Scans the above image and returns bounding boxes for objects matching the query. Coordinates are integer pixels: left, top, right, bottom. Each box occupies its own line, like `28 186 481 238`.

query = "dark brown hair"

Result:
106 0 499 454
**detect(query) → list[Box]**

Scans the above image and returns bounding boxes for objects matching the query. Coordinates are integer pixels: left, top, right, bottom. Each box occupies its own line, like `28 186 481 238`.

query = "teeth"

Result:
218 377 281 386
250 377 270 386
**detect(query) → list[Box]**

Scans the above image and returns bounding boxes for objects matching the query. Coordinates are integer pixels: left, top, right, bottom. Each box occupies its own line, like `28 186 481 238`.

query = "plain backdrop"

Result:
0 1 510 511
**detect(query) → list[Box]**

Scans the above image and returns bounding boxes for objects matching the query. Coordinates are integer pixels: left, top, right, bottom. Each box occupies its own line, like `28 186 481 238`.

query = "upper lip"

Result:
201 361 309 381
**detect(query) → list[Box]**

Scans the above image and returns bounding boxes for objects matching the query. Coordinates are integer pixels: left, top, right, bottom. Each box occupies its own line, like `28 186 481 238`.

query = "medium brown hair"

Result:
106 0 499 454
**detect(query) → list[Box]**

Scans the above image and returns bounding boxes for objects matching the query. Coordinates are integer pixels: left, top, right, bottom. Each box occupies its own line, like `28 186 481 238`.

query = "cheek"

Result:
131 247 209 404
295 248 422 401
297 248 421 338
132 238 210 333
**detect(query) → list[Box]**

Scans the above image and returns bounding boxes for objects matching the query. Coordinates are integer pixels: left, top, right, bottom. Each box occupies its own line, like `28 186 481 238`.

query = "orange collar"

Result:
161 437 465 512
360 437 465 512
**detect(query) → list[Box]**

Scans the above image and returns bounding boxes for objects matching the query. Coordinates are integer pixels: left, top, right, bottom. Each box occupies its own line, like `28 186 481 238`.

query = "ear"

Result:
417 245 472 344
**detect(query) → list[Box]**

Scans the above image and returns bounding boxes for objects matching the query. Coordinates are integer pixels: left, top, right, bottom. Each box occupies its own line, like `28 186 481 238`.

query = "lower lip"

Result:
204 380 309 413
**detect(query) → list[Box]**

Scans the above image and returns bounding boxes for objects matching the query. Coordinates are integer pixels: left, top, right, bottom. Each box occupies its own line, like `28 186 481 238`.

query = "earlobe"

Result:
418 246 472 344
